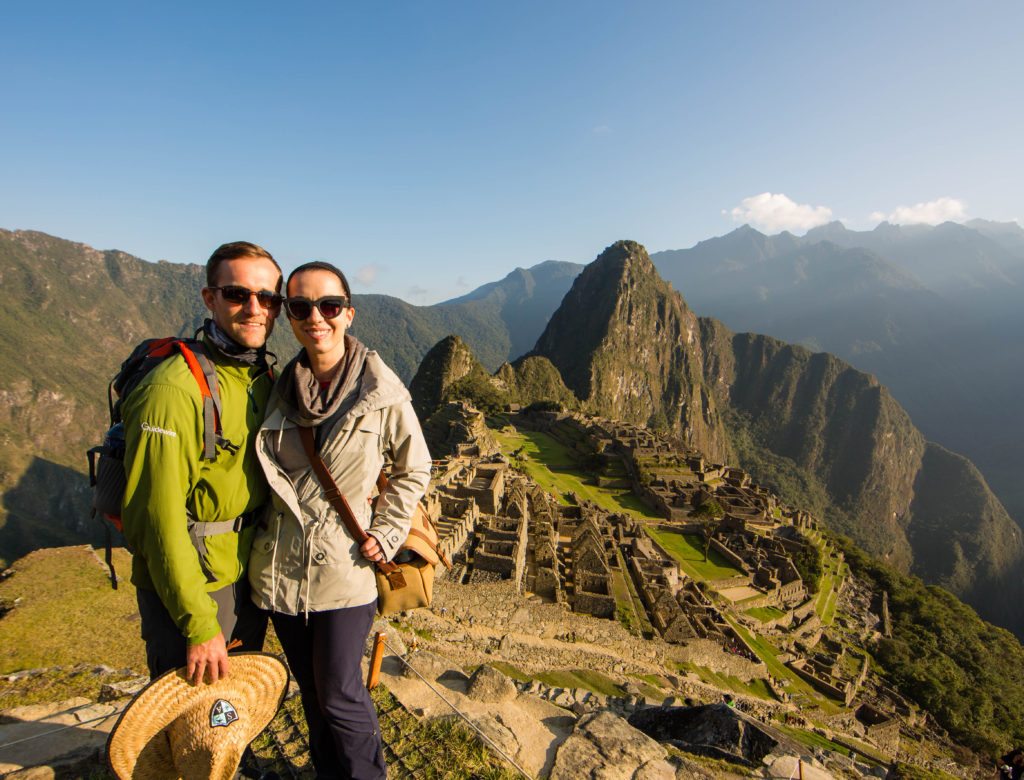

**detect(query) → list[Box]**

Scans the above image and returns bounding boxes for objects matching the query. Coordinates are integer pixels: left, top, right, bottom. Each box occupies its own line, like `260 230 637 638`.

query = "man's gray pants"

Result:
136 577 267 678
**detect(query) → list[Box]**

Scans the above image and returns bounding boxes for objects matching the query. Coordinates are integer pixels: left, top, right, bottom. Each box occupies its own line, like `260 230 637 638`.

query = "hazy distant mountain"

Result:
439 260 583 359
348 260 582 381
802 220 1023 294
965 218 1024 255
653 222 1024 526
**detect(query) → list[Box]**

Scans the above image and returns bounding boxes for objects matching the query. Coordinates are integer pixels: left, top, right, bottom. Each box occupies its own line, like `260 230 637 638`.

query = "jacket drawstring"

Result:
271 510 281 610
303 523 316 624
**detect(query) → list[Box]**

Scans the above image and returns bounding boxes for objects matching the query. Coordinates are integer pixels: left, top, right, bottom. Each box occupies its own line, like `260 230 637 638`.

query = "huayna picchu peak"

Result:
533 240 733 462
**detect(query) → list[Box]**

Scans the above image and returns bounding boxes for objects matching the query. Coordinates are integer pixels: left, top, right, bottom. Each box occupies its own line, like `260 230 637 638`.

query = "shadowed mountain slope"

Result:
652 222 1024 527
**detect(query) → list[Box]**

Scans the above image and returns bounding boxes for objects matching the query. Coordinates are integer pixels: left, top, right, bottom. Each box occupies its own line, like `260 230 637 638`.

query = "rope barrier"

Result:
383 639 535 780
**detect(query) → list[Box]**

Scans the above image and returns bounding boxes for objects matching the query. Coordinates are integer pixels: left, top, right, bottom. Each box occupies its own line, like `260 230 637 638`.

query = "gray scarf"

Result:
202 318 272 369
275 334 369 430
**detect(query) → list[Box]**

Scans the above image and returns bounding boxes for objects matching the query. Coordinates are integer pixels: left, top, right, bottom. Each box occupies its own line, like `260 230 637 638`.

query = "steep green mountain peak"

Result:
533 240 732 460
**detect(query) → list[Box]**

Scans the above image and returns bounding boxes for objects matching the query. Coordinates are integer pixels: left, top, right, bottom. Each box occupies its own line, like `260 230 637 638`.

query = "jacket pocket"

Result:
309 521 357 566
306 519 377 608
248 511 283 607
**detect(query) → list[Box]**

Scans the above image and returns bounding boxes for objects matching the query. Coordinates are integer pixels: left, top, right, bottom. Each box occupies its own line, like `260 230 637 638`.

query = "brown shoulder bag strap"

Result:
297 426 405 585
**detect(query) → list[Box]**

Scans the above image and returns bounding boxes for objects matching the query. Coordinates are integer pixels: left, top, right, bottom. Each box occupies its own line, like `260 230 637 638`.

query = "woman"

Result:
249 261 432 779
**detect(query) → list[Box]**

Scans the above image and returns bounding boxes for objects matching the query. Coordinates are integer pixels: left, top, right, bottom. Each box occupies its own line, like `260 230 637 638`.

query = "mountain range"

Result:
3 226 1023 639
0 229 578 566
650 219 1024 528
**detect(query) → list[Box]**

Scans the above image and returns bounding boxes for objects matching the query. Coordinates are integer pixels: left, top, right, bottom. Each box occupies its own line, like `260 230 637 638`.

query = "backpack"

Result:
87 337 236 587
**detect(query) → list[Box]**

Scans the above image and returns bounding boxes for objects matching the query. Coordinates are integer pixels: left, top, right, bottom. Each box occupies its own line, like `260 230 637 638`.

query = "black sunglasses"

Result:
209 285 283 309
285 296 350 320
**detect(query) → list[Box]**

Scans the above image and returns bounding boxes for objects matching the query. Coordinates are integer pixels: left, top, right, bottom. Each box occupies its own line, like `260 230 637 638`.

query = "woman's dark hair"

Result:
287 261 352 300
206 241 282 288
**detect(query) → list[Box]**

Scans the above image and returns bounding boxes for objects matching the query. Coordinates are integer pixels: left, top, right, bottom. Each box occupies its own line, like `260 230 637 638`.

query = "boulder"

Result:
441 712 520 760
367 619 407 657
551 711 669 779
628 703 779 766
400 650 459 681
466 665 517 703
98 676 148 702
552 689 574 708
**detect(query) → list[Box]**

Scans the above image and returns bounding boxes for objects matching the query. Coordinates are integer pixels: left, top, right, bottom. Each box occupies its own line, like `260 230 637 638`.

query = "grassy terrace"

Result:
724 617 843 715
745 606 787 623
814 544 847 626
613 547 656 638
676 661 775 701
493 427 660 520
645 526 744 581
488 662 626 698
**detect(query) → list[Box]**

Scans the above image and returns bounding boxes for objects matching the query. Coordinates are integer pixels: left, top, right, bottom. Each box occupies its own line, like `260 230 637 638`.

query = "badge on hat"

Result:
210 699 239 728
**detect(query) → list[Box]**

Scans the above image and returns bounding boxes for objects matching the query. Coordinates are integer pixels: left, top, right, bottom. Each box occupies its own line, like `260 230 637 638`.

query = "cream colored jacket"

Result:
248 353 432 616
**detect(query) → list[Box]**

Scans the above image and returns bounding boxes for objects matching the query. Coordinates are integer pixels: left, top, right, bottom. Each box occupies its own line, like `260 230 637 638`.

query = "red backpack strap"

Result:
177 341 238 461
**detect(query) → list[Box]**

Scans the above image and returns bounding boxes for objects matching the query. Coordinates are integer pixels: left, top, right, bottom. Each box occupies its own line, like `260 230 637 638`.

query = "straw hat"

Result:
107 653 288 780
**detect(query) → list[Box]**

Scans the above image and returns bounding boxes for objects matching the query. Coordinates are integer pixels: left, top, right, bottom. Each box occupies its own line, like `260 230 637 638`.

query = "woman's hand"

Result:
361 535 386 563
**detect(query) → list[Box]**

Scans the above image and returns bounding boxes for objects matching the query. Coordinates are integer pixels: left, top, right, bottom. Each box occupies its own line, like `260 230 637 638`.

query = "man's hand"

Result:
361 535 385 563
186 631 229 685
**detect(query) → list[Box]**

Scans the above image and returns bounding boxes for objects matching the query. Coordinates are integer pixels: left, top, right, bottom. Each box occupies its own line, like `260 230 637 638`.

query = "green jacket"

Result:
121 341 273 645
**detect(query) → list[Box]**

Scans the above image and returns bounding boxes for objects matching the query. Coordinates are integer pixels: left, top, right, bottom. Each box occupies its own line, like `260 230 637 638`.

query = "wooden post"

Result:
798 757 803 780
366 631 386 689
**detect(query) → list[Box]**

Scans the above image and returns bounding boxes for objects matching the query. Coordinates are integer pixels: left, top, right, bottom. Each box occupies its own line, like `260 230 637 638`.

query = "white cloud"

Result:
872 197 967 225
354 264 378 286
728 192 833 233
591 124 611 135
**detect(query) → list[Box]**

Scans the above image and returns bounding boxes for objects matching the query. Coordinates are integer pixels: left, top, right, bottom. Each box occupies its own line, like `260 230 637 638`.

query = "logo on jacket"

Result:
210 699 239 727
140 422 177 437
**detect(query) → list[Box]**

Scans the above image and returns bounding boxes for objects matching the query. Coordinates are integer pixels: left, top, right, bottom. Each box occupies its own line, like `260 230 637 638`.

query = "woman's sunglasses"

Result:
209 285 283 310
285 296 350 321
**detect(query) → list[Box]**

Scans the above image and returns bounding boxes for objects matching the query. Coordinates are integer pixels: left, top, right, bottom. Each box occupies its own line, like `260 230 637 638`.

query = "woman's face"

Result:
287 269 355 364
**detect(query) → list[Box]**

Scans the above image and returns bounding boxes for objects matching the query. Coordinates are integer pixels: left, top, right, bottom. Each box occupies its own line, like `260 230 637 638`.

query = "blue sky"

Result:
2 2 1021 302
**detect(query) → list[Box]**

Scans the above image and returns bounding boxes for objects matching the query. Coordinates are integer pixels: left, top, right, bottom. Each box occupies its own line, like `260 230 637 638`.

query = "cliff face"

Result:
533 241 732 462
700 320 923 567
697 318 1024 628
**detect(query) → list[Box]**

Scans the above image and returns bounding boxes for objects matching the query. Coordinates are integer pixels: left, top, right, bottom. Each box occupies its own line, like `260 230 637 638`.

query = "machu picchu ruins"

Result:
400 400 963 775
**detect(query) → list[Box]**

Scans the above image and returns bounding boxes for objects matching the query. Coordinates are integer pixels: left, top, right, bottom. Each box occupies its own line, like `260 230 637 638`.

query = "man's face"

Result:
201 256 282 349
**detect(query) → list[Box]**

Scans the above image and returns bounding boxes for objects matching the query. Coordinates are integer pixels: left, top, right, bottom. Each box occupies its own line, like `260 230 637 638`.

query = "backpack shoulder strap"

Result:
177 340 237 461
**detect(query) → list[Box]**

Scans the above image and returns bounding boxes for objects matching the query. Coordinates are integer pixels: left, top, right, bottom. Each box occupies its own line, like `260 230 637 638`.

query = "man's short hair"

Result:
206 241 283 290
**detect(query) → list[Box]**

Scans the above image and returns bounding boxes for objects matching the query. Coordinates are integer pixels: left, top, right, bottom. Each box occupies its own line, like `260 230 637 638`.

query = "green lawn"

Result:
675 661 776 701
724 617 843 715
645 526 744 581
494 427 661 519
613 548 656 637
488 662 625 698
776 724 854 758
745 606 786 623
0 546 144 675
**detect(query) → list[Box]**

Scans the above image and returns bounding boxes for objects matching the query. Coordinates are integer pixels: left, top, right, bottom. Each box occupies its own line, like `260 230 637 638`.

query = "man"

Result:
121 241 282 684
